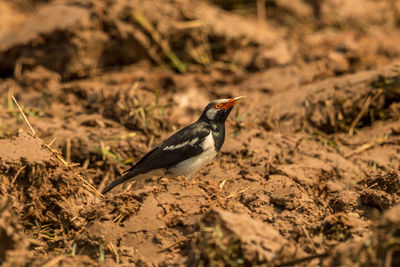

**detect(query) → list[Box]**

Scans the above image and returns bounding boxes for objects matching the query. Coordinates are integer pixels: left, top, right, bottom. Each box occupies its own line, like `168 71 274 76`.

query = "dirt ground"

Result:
1 0 400 266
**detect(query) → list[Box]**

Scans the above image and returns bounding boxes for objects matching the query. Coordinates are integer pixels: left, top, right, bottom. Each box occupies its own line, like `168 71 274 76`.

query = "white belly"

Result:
169 133 217 176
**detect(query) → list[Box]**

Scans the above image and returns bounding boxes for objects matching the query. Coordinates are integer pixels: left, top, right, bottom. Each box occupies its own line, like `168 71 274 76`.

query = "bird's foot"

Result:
158 177 170 186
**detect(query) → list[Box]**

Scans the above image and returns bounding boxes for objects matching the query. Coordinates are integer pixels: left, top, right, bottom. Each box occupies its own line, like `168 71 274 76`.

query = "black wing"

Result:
101 122 211 194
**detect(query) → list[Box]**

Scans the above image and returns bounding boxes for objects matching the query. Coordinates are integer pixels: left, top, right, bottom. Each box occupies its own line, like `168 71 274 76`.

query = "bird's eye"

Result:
215 104 221 109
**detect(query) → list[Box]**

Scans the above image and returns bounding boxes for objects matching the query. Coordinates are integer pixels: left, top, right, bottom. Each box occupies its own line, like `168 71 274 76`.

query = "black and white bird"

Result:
101 96 245 194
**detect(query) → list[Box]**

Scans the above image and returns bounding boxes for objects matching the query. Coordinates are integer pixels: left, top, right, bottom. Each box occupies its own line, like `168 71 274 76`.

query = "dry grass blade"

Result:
42 255 65 267
97 172 109 193
112 213 125 223
302 225 317 252
384 245 400 267
226 186 253 199
7 87 13 112
173 20 204 30
66 138 71 162
159 233 195 252
11 166 26 184
44 144 69 167
108 242 120 264
25 121 105 200
44 142 104 199
12 95 36 136
219 179 227 189
78 175 104 200
71 242 77 256
104 132 137 141
349 96 372 136
158 241 181 252
55 154 69 166
345 135 389 158
257 0 267 24
123 183 134 193
131 28 166 68
99 239 105 262
8 97 104 199
82 158 90 169
277 252 329 267
133 11 186 73
47 136 57 148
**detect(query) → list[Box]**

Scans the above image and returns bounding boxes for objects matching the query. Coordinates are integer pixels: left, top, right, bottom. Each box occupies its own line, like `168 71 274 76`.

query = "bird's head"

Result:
200 96 246 123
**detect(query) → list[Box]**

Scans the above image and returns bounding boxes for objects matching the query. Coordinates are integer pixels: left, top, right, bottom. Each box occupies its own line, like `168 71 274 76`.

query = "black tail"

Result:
101 170 138 194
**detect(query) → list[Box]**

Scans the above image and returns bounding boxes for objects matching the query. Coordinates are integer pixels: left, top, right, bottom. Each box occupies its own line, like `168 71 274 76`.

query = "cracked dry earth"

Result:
1 0 400 266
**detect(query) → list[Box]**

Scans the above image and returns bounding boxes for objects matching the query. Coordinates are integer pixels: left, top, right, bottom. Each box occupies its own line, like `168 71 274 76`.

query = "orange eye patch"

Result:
213 103 223 109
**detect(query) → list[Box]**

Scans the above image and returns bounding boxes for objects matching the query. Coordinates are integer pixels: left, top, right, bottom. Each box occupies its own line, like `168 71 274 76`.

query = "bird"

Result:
101 96 246 194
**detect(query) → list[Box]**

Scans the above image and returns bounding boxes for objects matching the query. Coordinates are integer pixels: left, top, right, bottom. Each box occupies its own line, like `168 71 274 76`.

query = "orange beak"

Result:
223 96 246 109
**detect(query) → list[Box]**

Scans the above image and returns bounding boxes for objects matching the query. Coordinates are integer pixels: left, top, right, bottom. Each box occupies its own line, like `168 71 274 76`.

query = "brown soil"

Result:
1 0 400 266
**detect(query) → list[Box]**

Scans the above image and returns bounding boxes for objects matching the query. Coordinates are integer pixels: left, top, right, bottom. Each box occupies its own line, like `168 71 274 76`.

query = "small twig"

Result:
349 96 372 136
124 182 134 193
56 154 69 166
226 186 253 199
7 87 13 112
345 135 388 158
45 144 69 167
302 225 317 252
219 179 227 189
11 166 26 184
66 138 71 163
384 245 400 267
173 20 204 30
159 233 195 252
112 213 125 223
257 0 267 25
43 256 65 267
47 136 57 148
100 140 106 161
133 11 186 73
108 242 120 264
97 172 110 193
277 252 329 266
367 181 378 189
45 141 103 199
12 95 36 136
82 158 90 169
68 163 80 167
78 175 104 199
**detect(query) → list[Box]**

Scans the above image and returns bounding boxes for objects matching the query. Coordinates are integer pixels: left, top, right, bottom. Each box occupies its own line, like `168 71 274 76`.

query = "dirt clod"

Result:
193 208 301 266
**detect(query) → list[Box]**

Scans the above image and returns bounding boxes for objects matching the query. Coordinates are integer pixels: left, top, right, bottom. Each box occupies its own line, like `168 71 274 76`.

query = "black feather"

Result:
101 122 211 194
101 170 139 194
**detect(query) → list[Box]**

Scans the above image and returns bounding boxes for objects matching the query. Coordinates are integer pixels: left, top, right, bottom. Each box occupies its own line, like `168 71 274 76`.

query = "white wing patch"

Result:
190 137 199 145
169 133 217 175
163 137 199 151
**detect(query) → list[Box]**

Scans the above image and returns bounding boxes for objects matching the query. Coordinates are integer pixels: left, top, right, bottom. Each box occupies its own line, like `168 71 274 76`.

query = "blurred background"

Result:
1 0 400 266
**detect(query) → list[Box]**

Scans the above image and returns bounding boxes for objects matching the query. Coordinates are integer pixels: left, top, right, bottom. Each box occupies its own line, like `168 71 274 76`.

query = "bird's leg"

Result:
176 175 188 183
158 176 170 186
